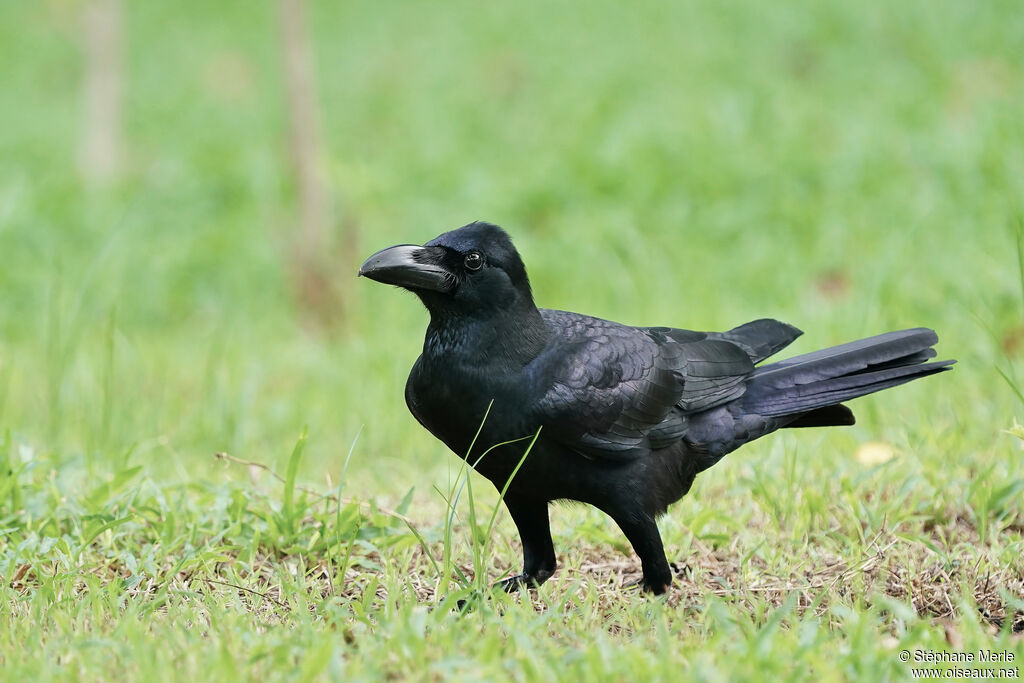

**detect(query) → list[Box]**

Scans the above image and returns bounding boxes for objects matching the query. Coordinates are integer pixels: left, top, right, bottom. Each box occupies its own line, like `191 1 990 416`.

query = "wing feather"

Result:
532 310 756 459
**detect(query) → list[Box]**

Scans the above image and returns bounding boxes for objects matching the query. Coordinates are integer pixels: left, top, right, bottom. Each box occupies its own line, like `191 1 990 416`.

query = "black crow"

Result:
358 222 953 594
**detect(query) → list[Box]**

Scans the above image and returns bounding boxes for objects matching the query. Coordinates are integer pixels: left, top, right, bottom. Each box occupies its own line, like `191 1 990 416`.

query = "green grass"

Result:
2 0 1023 680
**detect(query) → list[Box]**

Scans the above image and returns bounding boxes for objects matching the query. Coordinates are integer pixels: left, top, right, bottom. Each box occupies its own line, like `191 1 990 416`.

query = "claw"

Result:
496 572 542 592
641 580 671 595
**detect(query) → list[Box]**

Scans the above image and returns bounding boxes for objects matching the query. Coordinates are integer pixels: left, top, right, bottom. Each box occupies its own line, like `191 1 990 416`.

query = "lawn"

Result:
1 0 1023 680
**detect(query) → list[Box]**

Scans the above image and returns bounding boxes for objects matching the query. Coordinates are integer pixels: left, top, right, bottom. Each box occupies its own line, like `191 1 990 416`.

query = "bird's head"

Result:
358 222 536 318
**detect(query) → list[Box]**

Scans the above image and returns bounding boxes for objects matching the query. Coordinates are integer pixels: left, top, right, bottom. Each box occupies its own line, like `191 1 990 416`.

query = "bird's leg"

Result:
496 496 556 592
612 513 672 595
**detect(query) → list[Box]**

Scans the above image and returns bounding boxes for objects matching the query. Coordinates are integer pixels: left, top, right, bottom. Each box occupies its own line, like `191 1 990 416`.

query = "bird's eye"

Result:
464 251 484 271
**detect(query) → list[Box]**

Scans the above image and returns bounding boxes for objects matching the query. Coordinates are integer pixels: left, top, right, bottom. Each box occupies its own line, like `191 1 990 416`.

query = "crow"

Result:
358 221 953 594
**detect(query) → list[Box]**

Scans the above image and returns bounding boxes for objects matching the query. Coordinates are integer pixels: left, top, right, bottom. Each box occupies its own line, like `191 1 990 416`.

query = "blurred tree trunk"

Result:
280 0 350 326
81 0 122 185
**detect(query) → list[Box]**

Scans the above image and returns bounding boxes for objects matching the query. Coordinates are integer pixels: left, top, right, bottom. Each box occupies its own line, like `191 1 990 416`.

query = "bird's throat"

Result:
423 307 549 368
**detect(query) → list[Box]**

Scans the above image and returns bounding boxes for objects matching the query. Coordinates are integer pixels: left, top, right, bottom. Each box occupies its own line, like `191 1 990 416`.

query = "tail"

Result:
741 328 954 426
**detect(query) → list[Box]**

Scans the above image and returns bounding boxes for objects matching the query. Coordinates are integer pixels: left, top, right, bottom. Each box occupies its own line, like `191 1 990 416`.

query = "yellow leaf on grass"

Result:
856 441 896 466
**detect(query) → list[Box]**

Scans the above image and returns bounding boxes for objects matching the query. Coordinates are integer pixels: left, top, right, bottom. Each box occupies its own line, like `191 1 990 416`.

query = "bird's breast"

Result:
405 354 545 470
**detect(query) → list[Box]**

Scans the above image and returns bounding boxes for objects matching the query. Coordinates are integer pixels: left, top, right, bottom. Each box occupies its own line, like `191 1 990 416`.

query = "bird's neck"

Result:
423 305 549 369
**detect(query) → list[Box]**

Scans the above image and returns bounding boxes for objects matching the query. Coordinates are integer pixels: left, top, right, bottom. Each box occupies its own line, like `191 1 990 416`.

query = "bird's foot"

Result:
670 561 692 578
622 575 671 595
636 566 673 595
497 574 530 593
451 571 552 612
640 579 671 595
496 568 553 593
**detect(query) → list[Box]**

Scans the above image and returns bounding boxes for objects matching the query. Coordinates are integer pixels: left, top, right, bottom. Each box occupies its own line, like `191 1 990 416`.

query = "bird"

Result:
358 221 953 595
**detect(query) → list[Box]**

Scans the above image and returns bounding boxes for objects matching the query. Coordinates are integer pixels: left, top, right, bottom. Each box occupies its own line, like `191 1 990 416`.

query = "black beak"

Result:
357 245 454 293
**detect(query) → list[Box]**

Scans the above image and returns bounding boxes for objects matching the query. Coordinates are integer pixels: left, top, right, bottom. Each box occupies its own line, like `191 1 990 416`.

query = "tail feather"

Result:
748 361 954 417
845 348 936 374
752 328 937 384
743 327 954 419
787 404 856 428
714 318 803 364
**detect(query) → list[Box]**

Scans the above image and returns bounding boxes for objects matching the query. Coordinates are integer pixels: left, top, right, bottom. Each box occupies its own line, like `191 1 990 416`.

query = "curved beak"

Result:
357 245 454 293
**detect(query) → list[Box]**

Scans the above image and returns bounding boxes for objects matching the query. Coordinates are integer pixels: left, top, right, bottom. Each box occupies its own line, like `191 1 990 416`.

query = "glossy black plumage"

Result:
359 222 954 594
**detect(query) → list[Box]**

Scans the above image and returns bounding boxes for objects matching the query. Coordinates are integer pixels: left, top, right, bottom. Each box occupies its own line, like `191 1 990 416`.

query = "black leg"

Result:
610 512 672 595
496 496 556 592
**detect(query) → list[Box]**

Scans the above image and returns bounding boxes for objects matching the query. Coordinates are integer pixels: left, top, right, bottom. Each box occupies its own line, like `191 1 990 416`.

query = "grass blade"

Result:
282 426 309 535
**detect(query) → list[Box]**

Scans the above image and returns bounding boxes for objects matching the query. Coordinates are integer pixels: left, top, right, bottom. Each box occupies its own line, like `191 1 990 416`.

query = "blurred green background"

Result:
3 2 1024 678
1 0 1021 496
